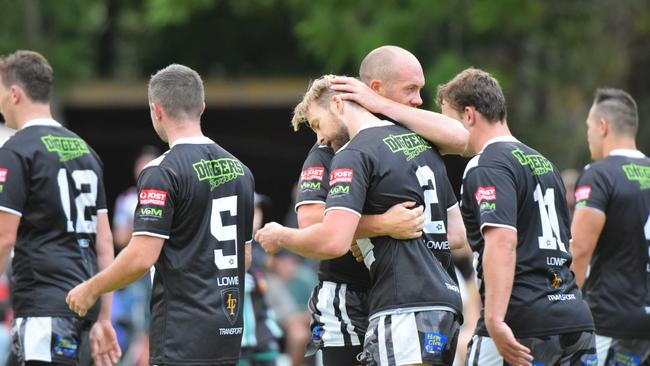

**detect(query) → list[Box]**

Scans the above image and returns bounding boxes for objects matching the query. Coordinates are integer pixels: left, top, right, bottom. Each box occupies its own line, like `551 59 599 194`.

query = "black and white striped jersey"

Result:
0 119 106 321
460 136 594 338
324 121 462 320
133 136 255 365
575 149 650 339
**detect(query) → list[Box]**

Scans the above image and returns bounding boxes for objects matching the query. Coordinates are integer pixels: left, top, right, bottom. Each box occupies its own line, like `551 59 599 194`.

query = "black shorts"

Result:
308 281 369 365
363 310 459 366
10 316 90 366
466 331 597 366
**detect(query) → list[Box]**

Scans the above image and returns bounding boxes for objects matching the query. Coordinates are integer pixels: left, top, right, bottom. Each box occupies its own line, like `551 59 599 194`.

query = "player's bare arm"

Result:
330 76 469 155
67 234 163 317
446 205 468 250
256 210 359 260
0 211 19 274
570 207 606 288
482 226 533 366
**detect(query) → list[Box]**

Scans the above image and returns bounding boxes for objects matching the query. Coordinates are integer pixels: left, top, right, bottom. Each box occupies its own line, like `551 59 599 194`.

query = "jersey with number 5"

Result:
460 136 594 338
575 151 650 339
132 136 254 366
0 120 107 320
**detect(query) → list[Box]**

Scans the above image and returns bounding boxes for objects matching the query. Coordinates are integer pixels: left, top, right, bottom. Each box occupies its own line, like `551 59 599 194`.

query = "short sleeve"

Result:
441 175 458 211
95 171 108 213
0 148 27 216
462 166 517 234
574 166 609 214
295 146 332 211
245 177 255 244
324 149 370 217
132 166 175 239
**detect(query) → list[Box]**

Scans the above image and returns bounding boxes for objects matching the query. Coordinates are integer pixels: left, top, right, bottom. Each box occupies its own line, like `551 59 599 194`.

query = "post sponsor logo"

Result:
383 133 431 160
512 148 554 175
474 186 496 204
329 168 353 185
41 135 90 162
300 166 325 181
193 158 245 191
139 189 167 206
0 168 7 183
221 288 240 325
575 185 591 202
139 207 163 218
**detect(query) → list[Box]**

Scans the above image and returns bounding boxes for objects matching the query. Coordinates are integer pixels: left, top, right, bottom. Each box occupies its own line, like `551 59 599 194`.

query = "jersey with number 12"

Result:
0 120 107 321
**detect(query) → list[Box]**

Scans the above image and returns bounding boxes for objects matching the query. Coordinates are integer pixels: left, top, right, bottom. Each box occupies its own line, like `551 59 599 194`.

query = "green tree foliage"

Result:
1 0 648 167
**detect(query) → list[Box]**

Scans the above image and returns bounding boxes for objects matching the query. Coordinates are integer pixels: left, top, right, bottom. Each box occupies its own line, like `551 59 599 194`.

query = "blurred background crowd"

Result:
0 0 649 365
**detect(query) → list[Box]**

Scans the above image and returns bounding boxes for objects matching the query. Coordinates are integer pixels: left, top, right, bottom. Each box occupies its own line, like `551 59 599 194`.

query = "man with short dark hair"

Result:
0 50 121 366
67 64 256 366
571 88 650 365
438 68 596 366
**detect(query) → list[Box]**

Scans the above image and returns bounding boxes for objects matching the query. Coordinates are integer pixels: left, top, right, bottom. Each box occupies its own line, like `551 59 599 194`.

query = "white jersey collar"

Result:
22 118 61 129
479 135 519 153
170 136 215 148
609 149 646 158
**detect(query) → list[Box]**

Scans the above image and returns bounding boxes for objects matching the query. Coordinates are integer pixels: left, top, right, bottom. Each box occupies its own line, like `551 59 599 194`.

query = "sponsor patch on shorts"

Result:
423 332 447 355
53 335 78 359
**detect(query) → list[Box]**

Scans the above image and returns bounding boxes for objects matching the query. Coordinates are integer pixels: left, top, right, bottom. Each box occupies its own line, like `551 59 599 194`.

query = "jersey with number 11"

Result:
460 136 594 338
0 120 107 320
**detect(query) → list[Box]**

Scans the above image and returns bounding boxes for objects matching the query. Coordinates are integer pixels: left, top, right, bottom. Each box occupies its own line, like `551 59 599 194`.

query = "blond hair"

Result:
291 74 341 131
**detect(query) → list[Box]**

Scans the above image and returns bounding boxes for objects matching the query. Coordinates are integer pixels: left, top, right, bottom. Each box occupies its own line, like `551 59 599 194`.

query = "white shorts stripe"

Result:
317 282 346 346
595 334 613 366
391 313 422 365
337 284 361 346
23 317 52 362
378 316 389 366
466 336 503 366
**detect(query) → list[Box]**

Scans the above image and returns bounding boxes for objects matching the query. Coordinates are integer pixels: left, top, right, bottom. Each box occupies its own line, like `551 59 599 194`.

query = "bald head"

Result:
359 46 421 84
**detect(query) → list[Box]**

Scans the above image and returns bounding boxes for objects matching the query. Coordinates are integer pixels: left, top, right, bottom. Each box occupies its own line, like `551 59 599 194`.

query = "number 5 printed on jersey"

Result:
212 195 239 270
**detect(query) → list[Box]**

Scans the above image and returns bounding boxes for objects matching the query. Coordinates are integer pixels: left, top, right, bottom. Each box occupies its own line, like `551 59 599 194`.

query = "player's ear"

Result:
463 106 476 127
369 80 382 93
200 102 206 116
150 102 163 121
331 95 344 114
9 85 21 104
598 117 608 137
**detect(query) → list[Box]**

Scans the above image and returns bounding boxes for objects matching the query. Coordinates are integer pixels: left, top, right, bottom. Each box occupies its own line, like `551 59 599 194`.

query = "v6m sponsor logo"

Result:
328 185 350 196
139 207 163 218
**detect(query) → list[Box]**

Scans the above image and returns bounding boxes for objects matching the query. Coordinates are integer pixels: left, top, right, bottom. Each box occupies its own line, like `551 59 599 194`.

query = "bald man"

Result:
294 46 469 365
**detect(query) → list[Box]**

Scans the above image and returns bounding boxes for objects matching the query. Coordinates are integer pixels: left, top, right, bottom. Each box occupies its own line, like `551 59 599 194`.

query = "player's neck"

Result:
474 120 512 153
15 104 53 129
164 119 204 147
602 136 637 157
344 107 381 139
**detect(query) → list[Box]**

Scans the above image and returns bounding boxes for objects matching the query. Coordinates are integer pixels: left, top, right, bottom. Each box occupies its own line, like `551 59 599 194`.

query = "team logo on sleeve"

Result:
0 168 7 183
221 288 240 325
329 168 353 185
574 185 591 202
139 189 167 206
474 186 496 203
300 166 325 181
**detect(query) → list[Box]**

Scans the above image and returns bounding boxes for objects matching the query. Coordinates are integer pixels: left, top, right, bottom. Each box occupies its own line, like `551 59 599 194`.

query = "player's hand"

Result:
330 76 390 114
350 242 364 262
255 222 284 254
486 320 533 366
66 281 99 317
89 319 122 366
382 201 425 239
